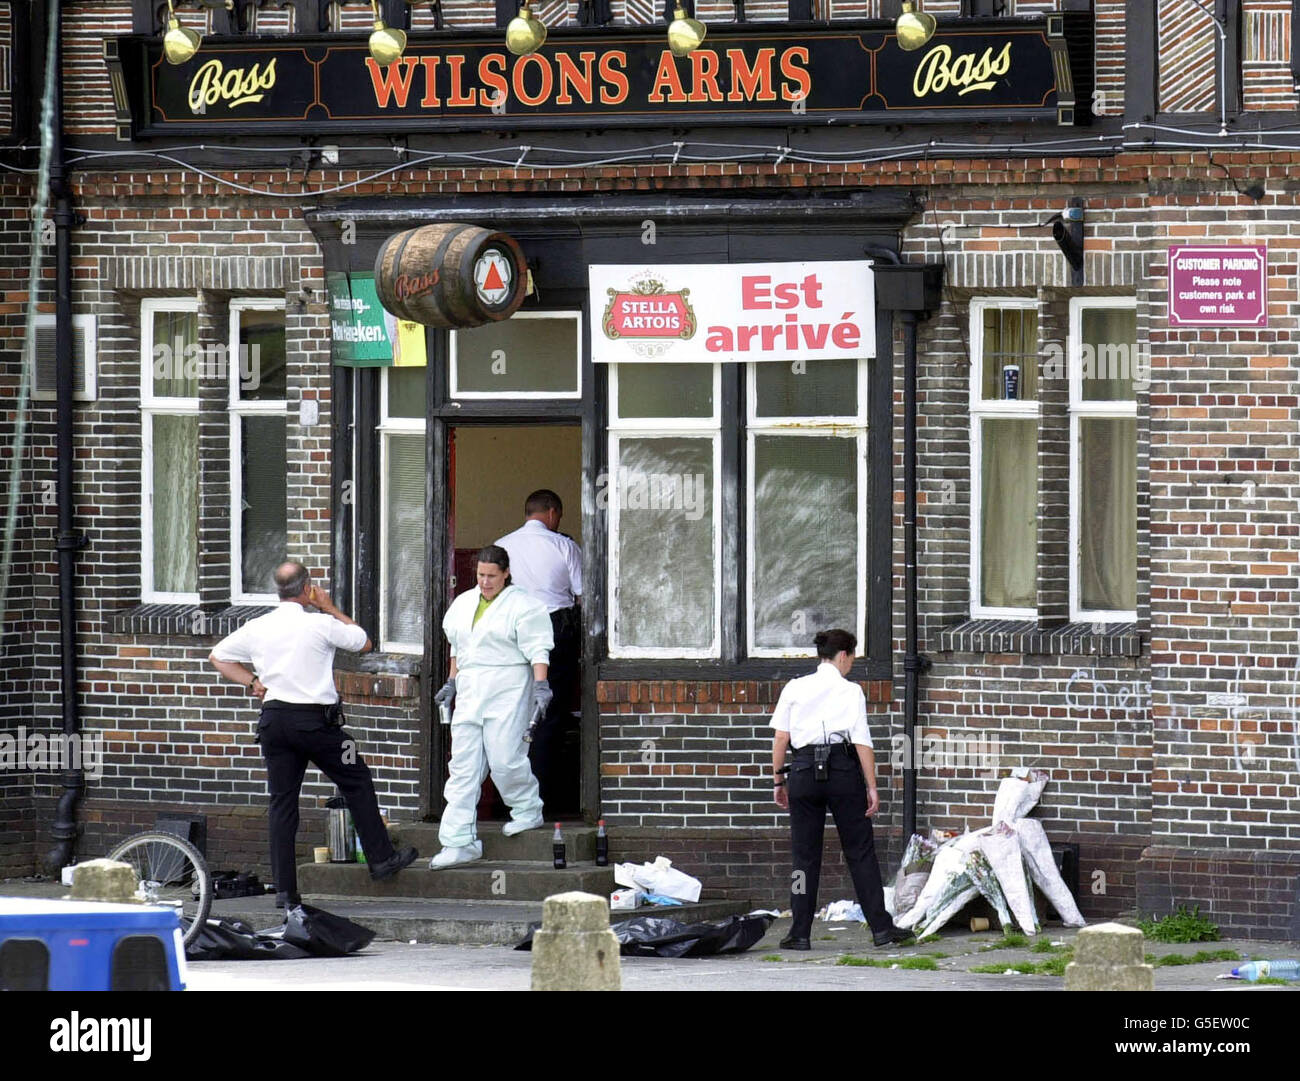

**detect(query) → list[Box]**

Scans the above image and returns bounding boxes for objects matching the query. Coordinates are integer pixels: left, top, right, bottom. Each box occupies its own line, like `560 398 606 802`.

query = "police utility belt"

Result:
787 740 856 782
261 700 347 727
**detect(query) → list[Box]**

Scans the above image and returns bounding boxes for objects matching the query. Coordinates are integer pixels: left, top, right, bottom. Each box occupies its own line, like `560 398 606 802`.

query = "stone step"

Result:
296 859 616 903
207 894 757 946
387 820 599 862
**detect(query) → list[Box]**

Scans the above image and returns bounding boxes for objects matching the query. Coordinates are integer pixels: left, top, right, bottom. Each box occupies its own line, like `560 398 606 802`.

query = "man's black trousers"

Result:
787 747 892 940
529 605 580 814
258 704 395 900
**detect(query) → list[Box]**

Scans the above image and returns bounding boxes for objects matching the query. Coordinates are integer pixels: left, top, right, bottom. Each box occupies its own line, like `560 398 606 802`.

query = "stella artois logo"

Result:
602 277 696 358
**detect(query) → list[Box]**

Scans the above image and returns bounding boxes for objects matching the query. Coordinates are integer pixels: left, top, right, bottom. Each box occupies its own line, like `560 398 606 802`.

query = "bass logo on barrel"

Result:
475 248 514 308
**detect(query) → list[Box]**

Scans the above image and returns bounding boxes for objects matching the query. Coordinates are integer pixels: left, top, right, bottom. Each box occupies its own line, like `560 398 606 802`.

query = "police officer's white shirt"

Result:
769 662 874 750
210 601 367 705
494 518 582 612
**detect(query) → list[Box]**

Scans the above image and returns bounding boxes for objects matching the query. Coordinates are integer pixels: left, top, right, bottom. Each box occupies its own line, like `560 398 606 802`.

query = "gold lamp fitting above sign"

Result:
369 0 408 66
668 3 707 58
506 5 548 56
162 0 201 65
896 0 936 52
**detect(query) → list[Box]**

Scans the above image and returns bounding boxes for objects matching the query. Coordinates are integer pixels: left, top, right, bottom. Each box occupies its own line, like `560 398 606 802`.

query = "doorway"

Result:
448 423 583 820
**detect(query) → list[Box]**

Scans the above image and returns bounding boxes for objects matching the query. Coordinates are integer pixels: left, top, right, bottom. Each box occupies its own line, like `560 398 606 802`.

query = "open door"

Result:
447 423 583 820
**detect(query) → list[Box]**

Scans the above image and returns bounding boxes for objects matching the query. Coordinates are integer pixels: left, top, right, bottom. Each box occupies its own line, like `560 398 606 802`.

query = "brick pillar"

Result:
197 290 231 625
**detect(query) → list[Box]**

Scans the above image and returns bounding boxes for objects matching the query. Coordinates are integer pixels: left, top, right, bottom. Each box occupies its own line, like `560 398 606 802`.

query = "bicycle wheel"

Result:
106 831 212 949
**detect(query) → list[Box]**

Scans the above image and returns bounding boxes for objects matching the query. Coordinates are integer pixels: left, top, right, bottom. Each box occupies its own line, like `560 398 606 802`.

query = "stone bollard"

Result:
530 891 622 992
1065 922 1154 991
69 859 139 904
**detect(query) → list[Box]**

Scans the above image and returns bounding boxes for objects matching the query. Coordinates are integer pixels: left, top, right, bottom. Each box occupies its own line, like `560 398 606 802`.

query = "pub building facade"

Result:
2 0 1300 938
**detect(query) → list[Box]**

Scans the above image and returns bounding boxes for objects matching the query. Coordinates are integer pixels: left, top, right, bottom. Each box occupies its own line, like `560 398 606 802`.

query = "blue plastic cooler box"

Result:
0 897 187 991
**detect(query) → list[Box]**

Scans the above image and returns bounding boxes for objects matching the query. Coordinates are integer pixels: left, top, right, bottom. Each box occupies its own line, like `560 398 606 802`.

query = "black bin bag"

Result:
282 903 376 957
516 912 774 958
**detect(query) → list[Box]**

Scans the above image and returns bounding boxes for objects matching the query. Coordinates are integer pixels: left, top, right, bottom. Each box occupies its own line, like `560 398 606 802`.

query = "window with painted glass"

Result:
607 363 720 658
606 359 867 659
748 359 866 656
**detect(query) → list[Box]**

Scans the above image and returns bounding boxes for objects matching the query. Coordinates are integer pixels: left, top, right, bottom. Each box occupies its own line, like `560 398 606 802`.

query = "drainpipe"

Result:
874 261 943 846
44 4 85 875
899 309 926 844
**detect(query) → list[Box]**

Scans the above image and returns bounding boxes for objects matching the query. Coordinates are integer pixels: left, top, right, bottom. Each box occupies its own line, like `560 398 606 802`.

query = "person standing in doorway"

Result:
495 488 582 817
770 628 910 951
430 545 554 868
208 562 418 908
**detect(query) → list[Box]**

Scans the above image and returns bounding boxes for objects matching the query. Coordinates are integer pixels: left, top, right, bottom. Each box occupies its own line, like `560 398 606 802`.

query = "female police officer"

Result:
771 628 910 950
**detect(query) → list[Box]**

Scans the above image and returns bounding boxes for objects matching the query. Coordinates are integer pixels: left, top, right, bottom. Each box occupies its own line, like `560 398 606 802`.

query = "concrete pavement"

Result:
182 918 1298 992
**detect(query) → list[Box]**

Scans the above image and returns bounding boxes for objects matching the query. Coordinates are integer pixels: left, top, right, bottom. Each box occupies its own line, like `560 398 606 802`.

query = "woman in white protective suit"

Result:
429 544 554 869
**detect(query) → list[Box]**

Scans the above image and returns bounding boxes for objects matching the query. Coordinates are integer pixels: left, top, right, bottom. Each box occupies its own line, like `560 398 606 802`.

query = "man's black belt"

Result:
791 742 856 759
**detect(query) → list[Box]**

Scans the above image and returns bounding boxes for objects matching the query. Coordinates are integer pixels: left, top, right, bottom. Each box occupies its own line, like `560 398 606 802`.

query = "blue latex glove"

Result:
434 677 456 706
643 894 685 906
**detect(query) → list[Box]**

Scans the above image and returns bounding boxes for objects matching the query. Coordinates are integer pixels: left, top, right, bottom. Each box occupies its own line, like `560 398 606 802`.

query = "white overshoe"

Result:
428 841 483 870
502 816 544 837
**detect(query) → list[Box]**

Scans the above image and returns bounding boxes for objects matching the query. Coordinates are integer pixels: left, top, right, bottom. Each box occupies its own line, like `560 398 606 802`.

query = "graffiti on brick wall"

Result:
1218 670 1300 777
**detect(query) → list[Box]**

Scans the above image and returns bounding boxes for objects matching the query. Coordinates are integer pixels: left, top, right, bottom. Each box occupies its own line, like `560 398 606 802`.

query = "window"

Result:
747 359 867 656
450 312 582 399
970 299 1039 619
141 299 200 602
607 359 870 660
380 365 427 653
607 363 721 658
230 301 288 603
1070 298 1138 623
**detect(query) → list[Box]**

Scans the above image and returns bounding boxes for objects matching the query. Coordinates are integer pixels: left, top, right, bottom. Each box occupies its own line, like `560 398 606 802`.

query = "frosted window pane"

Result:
151 310 198 398
453 318 578 394
152 414 197 593
754 359 857 417
980 418 1036 610
980 307 1037 402
752 436 859 650
615 438 714 651
1080 307 1138 401
241 416 287 594
237 308 286 401
616 363 713 418
387 365 425 418
385 434 426 644
1079 417 1137 612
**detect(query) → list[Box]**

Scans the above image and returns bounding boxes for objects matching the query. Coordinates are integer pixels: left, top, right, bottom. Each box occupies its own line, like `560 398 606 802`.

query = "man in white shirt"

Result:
209 561 417 906
495 489 581 816
769 628 909 951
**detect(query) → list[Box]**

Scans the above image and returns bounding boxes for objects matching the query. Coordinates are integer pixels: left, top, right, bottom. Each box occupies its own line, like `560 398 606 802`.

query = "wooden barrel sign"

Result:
374 224 527 328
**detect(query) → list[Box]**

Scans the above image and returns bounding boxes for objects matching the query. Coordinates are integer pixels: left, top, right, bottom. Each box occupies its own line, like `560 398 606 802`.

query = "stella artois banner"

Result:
589 261 875 364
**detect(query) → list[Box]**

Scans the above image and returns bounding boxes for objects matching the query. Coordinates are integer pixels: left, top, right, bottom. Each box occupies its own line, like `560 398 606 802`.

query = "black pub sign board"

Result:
108 16 1088 136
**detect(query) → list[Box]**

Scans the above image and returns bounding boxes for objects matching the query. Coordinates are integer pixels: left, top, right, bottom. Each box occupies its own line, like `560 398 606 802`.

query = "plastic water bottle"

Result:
1231 960 1299 982
595 820 609 867
552 824 567 869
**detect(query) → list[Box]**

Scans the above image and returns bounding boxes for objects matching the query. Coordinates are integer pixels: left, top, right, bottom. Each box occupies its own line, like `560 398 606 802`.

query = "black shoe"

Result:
369 845 418 881
274 891 301 909
779 934 811 951
873 924 913 947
